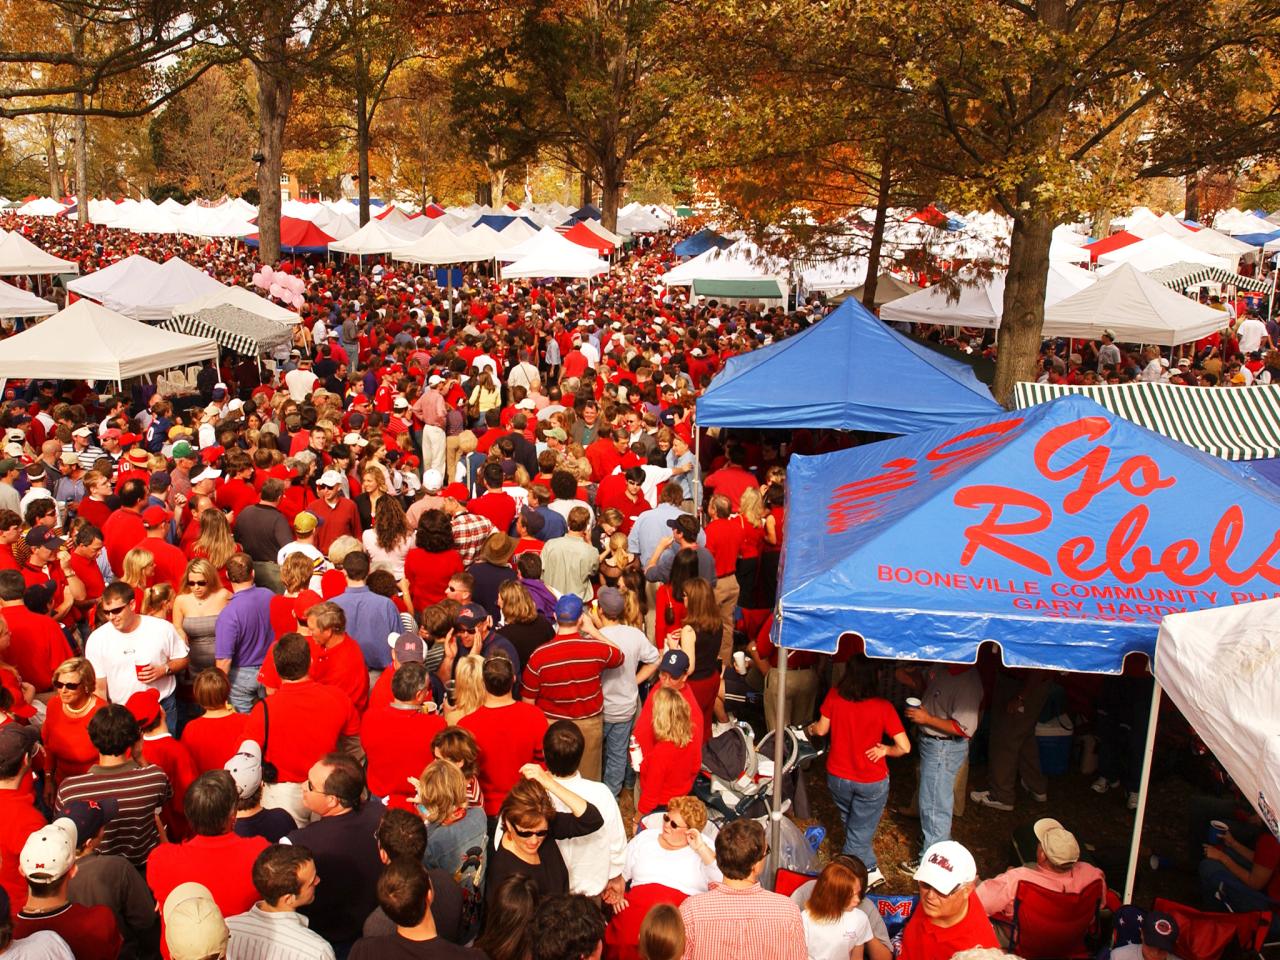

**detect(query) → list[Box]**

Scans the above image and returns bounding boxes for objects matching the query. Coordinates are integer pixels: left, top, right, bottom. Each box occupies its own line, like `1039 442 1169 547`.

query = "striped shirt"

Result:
521 635 624 719
679 882 807 960
226 905 336 960
63 443 106 473
57 761 171 867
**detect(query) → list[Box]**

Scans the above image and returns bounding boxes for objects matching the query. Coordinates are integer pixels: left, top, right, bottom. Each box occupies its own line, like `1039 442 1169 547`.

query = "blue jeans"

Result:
602 715 637 796
827 774 890 870
918 734 970 854
229 665 263 714
160 691 182 738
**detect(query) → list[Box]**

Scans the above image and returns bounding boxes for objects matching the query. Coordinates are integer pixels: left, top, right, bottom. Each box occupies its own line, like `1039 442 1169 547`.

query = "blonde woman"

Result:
354 466 388 530
736 485 767 610
40 658 105 795
636 686 700 819
172 558 230 674
445 653 485 725
191 507 238 586
417 759 488 878
141 583 175 621
468 370 501 422
120 547 155 610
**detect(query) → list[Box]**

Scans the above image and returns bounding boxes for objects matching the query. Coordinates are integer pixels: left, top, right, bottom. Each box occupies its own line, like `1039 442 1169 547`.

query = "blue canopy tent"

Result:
773 394 1280 896
696 299 1000 432
569 203 602 222
473 214 538 232
673 228 733 258
1231 229 1280 247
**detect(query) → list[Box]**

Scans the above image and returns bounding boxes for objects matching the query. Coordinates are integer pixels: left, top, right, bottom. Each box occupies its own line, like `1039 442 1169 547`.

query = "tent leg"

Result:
767 646 789 889
1122 681 1163 904
693 427 702 513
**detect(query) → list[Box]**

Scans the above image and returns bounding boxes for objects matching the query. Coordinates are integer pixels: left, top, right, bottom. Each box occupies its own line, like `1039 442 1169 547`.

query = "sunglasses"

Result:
511 826 549 838
187 580 207 587
52 680 80 691
101 605 129 617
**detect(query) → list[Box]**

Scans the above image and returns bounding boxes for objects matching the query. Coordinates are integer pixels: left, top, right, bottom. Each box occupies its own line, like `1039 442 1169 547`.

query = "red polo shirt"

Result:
316 635 371 712
147 832 269 960
145 535 190 591
242 679 360 784
102 507 147 576
704 517 744 578
898 891 998 960
360 704 445 802
1 603 72 691
521 635 624 719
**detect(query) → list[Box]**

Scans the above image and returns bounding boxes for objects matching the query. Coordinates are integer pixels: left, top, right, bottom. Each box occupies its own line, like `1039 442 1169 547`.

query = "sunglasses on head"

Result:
511 826 549 838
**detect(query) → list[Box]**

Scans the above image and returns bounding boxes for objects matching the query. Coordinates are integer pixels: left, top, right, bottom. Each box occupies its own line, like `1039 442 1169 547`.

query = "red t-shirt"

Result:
1 604 72 692
141 734 200 841
704 518 744 578
604 884 688 960
0 784 49 914
636 736 701 815
1255 831 1280 900
68 549 106 608
469 490 517 536
180 712 250 774
0 543 18 571
819 693 905 782
360 704 445 802
403 548 463 611
458 702 548 816
147 832 270 960
13 902 122 960
368 666 394 712
703 465 758 511
317 635 371 713
268 594 301 640
242 680 360 784
102 508 148 576
898 892 998 960
76 497 112 531
522 637 625 719
146 536 190 591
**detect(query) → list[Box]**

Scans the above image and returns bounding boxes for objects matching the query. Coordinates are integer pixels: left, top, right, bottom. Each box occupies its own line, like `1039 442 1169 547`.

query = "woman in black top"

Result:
496 580 554 667
485 765 603 908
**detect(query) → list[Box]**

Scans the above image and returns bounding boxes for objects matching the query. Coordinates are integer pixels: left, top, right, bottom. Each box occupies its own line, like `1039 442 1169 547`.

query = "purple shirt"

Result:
214 585 276 666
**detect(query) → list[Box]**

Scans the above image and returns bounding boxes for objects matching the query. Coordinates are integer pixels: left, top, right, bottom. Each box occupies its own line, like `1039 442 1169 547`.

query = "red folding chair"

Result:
1009 878 1104 959
1152 897 1273 960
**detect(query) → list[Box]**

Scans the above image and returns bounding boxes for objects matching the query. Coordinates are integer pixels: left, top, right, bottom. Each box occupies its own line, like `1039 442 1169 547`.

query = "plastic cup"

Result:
1208 819 1229 844
134 656 151 680
732 651 748 675
905 697 922 709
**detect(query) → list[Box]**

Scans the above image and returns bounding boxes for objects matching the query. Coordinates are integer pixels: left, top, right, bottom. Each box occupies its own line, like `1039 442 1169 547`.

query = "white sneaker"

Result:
1127 791 1140 810
866 868 886 889
1021 779 1048 803
969 790 1014 812
1091 776 1118 794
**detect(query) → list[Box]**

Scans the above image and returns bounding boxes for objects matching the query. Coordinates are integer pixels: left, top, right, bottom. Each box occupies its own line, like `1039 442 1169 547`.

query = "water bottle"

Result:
629 735 643 772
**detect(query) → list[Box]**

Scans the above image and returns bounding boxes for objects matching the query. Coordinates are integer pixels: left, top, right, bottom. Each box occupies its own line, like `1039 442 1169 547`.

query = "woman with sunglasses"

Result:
486 764 602 910
40 656 105 799
172 558 231 677
622 795 722 896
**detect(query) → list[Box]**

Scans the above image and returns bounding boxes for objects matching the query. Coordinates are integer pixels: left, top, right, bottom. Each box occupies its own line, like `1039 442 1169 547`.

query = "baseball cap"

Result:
666 514 699 539
293 511 321 533
1102 328 1117 340
427 374 444 386
0 724 38 769
100 427 122 441
171 440 194 460
0 459 17 475
211 384 227 399
456 602 489 629
389 631 425 663
23 463 44 481
519 507 545 536
125 688 162 728
913 840 978 894
19 819 77 882
555 594 583 623
1032 818 1080 868
1143 911 1180 952
141 505 172 527
545 427 567 442
267 464 299 481
597 586 625 619
163 882 229 960
393 396 409 409
422 469 443 492
342 432 368 448
60 798 118 846
24 527 63 551
59 451 80 466
317 470 344 488
224 740 263 800
71 426 92 438
658 649 690 677
442 482 469 502
191 467 221 483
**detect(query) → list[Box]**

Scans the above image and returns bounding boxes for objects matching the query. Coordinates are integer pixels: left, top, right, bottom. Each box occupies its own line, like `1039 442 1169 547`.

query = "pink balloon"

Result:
260 265 274 281
251 271 267 290
291 293 305 308
268 283 284 300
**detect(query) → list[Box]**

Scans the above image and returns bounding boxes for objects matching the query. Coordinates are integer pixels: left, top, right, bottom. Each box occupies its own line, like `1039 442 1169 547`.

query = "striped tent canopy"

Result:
161 304 292 357
1145 262 1271 293
1013 380 1280 460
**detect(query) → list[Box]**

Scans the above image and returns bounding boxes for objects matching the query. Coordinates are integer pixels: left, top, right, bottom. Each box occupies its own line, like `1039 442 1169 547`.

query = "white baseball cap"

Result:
20 818 77 881
224 740 262 800
913 840 977 894
317 470 345 488
423 469 443 491
342 432 368 448
191 467 222 483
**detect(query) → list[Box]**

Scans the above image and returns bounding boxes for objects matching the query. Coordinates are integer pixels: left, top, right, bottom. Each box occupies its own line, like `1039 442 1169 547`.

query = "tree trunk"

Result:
1184 170 1200 223
254 63 292 264
476 181 492 206
993 208 1054 406
599 161 623 233
491 167 506 205
355 79 371 225
73 21 87 224
579 168 593 208
862 148 893 310
44 122 64 199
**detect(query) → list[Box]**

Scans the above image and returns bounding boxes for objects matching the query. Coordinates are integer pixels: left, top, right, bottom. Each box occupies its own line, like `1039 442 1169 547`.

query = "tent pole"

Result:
693 426 702 512
767 644 789 889
1122 680 1163 903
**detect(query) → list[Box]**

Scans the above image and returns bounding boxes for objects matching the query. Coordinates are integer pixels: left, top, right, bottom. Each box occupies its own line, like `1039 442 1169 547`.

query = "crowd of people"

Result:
0 209 1271 960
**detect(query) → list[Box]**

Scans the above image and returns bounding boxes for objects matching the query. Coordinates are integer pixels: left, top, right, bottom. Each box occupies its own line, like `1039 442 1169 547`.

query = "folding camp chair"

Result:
1008 878 1104 959
1153 896 1273 960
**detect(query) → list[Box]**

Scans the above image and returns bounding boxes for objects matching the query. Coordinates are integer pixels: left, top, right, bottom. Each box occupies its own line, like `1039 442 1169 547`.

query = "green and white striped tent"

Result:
160 305 292 357
1144 261 1271 294
1013 380 1280 460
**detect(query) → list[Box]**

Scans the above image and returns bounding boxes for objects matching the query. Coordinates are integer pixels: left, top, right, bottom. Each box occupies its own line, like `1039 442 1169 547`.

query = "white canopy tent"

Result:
116 201 185 235
66 254 160 304
880 264 1094 329
498 225 598 264
15 198 66 217
328 219 418 256
1096 233 1231 273
0 231 79 276
0 299 217 384
0 279 57 318
500 247 610 280
1042 262 1228 345
660 239 786 288
68 256 228 321
392 225 493 266
173 285 300 325
1179 227 1256 260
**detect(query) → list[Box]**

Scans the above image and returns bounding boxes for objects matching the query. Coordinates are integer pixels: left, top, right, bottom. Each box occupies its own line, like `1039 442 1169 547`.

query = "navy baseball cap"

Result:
658 649 690 676
60 798 119 846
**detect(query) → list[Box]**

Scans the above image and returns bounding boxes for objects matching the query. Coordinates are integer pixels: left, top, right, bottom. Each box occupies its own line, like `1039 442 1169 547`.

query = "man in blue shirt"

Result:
215 553 276 713
331 550 401 681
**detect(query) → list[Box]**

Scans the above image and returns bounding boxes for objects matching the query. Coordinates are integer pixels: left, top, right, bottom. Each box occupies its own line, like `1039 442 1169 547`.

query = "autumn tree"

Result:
151 65 257 196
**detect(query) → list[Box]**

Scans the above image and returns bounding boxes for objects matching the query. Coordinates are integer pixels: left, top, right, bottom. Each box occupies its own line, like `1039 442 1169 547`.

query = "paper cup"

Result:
732 651 748 675
1208 819 1229 844
905 697 922 709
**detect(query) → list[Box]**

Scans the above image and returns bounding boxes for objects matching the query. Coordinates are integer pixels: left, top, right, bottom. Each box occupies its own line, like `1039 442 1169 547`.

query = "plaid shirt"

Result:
451 511 497 566
679 882 807 960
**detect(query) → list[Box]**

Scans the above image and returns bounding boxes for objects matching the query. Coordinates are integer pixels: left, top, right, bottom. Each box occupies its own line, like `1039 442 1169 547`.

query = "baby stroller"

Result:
697 721 825 822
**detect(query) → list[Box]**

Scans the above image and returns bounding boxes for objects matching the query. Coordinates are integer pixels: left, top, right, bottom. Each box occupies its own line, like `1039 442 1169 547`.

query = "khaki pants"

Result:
568 713 604 780
644 579 660 646
422 424 447 476
446 434 462 483
764 665 819 731
713 574 739 665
